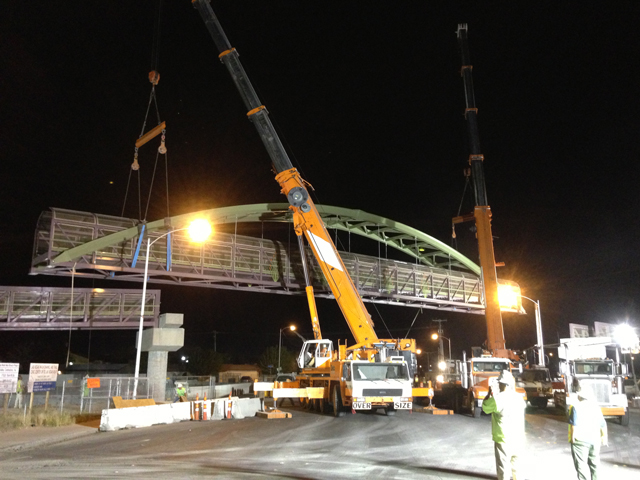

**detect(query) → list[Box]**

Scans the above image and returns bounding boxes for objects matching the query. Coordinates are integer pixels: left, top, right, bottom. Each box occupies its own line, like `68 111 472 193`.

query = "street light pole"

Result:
133 219 211 399
442 336 452 360
520 295 544 366
278 325 296 374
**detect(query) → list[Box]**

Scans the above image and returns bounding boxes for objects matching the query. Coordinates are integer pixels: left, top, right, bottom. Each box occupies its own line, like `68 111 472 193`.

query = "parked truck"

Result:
555 337 629 426
429 351 525 417
518 366 553 409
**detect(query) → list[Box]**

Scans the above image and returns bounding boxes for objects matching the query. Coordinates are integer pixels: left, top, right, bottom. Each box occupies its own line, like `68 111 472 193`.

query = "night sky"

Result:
2 2 639 368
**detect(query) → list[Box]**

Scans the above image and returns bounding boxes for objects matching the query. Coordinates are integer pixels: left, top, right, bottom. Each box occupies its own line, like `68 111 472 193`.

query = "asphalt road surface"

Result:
2 406 639 479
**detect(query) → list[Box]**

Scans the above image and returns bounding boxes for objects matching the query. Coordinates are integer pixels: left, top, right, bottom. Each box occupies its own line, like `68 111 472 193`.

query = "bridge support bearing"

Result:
138 313 185 403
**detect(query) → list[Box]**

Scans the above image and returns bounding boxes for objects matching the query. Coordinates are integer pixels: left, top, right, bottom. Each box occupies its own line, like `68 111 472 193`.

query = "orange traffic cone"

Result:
203 394 207 421
227 392 232 419
195 394 200 421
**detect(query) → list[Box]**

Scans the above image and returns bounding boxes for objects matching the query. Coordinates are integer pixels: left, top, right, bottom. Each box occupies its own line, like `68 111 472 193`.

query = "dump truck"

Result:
555 337 629 426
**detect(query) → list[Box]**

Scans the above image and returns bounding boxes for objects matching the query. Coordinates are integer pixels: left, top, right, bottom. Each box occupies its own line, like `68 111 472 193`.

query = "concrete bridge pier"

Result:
138 313 185 403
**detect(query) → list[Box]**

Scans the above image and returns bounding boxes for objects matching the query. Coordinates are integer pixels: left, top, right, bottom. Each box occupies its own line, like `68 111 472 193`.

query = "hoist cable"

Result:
404 307 423 339
164 150 170 217
137 170 142 220
144 149 161 220
150 0 163 72
121 168 133 218
371 303 393 339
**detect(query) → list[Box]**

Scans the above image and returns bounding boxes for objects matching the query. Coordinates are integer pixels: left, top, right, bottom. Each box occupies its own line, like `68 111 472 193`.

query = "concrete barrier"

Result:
99 397 262 431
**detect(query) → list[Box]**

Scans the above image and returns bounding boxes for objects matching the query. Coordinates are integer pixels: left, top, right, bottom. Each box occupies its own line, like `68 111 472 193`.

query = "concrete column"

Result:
147 351 169 402
137 313 185 403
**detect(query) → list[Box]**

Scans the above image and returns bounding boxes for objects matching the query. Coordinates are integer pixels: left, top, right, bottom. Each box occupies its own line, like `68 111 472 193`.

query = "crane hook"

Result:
148 70 160 85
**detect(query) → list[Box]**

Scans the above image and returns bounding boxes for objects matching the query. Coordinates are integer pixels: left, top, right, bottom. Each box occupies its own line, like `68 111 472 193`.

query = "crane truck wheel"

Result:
468 392 481 417
619 409 630 426
535 398 548 409
332 386 345 417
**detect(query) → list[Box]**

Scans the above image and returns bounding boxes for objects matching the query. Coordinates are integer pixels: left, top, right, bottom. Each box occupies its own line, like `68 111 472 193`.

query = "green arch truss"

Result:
45 203 479 275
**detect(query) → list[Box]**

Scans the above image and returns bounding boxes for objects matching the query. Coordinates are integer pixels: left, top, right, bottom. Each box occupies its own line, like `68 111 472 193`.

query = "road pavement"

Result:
0 406 638 479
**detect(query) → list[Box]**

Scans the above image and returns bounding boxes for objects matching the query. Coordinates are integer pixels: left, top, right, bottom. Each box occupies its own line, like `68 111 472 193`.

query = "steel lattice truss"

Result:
30 205 518 314
0 286 160 331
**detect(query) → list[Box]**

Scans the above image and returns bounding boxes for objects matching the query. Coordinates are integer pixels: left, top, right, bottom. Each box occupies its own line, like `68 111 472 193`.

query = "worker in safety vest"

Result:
568 379 607 480
174 382 187 402
14 375 24 408
482 370 526 480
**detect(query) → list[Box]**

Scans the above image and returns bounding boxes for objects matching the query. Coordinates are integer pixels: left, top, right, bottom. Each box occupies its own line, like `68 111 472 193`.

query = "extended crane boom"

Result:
192 0 409 351
453 24 512 359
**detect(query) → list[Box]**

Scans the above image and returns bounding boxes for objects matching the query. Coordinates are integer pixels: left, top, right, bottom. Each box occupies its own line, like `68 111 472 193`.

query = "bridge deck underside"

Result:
30 208 487 314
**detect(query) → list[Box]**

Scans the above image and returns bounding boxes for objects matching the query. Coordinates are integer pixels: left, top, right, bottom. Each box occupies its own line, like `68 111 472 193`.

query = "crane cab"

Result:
298 340 333 369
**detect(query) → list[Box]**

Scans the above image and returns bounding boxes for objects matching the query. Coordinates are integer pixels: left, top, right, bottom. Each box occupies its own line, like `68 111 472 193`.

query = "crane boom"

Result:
454 24 511 358
192 0 381 347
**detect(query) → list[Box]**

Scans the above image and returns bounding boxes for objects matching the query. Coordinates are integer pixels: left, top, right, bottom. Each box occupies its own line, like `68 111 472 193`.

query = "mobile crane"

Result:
192 0 420 416
444 25 526 416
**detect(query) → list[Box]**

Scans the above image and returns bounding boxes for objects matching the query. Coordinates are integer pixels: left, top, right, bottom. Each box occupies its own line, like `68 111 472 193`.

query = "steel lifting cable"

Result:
404 307 423 339
451 175 471 250
121 0 170 221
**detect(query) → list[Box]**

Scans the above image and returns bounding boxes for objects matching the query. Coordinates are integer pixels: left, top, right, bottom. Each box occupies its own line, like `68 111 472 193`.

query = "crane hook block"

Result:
148 70 160 85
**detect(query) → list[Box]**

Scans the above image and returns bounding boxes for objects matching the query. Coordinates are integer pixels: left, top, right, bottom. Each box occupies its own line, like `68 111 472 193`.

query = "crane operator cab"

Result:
298 340 333 369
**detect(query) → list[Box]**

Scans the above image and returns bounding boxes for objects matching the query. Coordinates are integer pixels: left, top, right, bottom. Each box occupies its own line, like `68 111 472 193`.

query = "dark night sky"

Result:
1 1 640 367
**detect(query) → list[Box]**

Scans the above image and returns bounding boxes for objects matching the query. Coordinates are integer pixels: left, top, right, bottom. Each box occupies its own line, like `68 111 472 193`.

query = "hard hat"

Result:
497 370 515 386
177 383 183 388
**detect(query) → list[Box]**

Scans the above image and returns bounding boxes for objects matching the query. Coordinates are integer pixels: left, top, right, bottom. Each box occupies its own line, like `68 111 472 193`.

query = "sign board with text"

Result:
569 323 589 338
594 322 614 338
28 363 59 393
0 363 20 394
87 378 101 389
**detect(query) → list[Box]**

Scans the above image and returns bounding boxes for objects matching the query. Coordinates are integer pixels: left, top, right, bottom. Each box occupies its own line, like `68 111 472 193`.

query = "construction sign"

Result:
28 363 58 393
0 363 19 394
87 378 101 389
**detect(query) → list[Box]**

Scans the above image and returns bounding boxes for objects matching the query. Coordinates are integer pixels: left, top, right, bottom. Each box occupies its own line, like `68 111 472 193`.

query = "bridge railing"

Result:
31 208 488 312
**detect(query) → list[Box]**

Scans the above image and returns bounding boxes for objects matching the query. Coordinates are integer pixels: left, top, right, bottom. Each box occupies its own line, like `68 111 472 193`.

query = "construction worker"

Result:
482 370 526 480
174 382 187 402
568 379 608 480
14 375 24 408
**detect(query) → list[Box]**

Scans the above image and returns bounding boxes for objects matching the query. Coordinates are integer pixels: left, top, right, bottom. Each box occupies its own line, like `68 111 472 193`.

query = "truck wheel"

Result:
619 409 630 426
386 407 396 416
453 393 461 413
469 393 481 417
537 398 548 409
332 386 345 417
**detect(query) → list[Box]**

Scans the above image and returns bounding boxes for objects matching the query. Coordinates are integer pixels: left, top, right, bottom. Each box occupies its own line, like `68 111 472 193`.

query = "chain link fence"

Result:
2 374 246 415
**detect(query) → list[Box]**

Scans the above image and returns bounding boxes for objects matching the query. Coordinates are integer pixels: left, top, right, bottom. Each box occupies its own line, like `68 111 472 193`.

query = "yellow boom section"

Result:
275 168 378 346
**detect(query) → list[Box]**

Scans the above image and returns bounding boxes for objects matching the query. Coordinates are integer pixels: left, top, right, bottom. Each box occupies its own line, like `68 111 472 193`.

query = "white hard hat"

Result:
177 383 183 388
497 370 515 387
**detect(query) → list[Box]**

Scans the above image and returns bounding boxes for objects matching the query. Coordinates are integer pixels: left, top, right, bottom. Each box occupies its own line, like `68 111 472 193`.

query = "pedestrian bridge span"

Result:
30 204 518 314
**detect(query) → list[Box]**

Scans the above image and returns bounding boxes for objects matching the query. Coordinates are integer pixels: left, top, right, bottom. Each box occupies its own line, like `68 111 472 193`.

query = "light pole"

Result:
133 218 212 399
520 295 544 366
431 333 452 361
498 288 545 367
278 325 296 374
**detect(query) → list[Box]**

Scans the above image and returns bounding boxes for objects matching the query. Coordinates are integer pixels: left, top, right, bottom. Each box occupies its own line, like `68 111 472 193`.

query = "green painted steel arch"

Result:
50 203 479 275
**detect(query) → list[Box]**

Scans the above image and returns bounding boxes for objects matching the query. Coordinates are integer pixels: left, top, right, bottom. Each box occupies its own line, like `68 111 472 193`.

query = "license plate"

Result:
394 402 412 409
352 402 372 410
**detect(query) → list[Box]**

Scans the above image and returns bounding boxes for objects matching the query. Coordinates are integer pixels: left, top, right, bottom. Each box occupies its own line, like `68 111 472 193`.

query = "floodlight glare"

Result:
614 324 639 350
